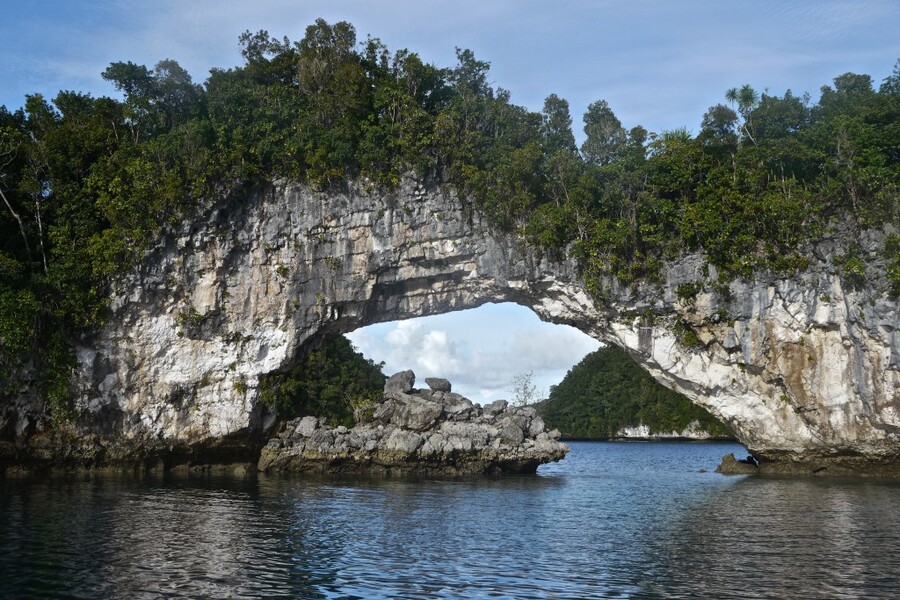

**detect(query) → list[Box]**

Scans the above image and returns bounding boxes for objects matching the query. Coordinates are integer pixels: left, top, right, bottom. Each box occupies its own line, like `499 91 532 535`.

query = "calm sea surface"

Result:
2 441 900 599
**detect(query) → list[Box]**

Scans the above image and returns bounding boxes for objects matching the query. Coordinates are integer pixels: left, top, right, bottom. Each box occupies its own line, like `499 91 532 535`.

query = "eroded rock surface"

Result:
1 177 897 473
258 372 567 475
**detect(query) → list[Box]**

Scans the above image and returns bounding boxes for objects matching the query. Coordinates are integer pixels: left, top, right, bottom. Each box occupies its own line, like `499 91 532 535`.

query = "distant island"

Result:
537 346 732 440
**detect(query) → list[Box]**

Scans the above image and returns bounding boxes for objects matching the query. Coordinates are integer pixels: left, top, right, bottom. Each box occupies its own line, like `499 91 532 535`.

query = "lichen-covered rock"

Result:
257 372 569 475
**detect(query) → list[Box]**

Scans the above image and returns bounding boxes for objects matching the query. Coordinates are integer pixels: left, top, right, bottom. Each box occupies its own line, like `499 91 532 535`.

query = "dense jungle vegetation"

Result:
537 346 731 439
1 19 898 420
259 333 386 426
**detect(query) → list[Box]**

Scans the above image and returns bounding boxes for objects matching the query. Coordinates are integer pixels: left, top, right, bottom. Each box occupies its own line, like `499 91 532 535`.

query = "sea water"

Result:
2 441 899 599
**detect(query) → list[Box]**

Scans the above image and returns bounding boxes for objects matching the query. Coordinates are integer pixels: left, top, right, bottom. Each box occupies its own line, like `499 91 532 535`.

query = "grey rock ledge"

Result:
258 371 567 475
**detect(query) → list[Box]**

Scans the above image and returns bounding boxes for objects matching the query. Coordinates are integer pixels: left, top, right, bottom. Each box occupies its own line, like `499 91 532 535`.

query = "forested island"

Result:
538 346 731 439
0 19 897 473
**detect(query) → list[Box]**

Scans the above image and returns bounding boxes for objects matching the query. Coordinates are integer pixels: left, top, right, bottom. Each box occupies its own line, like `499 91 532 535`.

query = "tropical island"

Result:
0 19 897 475
537 346 731 440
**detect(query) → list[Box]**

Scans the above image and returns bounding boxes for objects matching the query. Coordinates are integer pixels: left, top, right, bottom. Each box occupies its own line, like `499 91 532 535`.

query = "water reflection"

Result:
636 477 900 599
3 443 900 599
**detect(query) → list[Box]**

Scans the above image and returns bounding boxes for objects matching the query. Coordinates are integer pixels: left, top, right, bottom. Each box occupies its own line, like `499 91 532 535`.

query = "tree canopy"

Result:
259 333 386 426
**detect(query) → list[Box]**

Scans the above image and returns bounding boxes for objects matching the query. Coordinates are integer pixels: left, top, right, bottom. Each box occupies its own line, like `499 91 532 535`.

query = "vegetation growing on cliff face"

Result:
0 18 897 420
259 333 386 426
537 346 731 439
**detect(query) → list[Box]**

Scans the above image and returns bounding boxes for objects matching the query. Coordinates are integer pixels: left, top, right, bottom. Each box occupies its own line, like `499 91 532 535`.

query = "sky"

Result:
3 1 898 401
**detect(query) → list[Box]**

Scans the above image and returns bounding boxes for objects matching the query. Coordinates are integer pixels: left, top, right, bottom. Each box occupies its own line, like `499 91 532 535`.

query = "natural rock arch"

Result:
64 178 898 470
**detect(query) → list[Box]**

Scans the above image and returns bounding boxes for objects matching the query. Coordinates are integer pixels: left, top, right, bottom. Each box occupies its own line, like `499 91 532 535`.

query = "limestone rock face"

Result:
3 177 897 471
613 421 720 440
258 372 568 474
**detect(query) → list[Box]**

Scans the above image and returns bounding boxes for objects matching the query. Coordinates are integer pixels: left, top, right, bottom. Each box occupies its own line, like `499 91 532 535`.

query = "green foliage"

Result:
840 255 867 286
259 333 386 426
676 324 703 349
675 281 703 302
538 346 731 439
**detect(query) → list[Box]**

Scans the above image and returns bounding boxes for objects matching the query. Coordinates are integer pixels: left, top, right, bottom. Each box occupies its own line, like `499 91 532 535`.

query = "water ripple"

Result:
3 442 900 598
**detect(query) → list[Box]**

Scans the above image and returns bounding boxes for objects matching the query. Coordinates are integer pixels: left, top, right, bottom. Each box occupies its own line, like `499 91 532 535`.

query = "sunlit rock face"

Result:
42 178 900 467
614 421 718 440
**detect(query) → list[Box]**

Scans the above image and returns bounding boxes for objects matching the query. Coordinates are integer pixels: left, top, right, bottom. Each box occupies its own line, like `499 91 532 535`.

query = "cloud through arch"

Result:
347 303 601 402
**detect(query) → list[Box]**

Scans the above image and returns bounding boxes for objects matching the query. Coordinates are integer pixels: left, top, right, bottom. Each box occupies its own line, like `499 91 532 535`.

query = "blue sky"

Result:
3 1 898 400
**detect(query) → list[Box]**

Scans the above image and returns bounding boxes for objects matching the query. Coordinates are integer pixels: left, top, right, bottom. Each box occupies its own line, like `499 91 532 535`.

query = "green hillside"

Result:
538 346 732 439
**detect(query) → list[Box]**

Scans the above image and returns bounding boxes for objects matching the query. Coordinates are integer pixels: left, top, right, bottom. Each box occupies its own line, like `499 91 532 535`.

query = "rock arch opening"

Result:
345 303 599 404
59 179 897 473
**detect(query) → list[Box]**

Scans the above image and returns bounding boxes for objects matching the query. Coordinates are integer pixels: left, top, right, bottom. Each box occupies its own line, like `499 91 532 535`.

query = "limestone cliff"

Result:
613 421 724 441
2 177 897 473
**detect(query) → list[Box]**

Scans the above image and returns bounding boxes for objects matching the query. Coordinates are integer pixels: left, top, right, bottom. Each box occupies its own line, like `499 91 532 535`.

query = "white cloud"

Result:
378 320 465 378
348 303 600 403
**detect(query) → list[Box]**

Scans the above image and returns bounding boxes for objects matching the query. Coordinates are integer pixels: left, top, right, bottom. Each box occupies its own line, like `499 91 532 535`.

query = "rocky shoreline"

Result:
612 421 730 441
716 452 900 478
259 371 568 475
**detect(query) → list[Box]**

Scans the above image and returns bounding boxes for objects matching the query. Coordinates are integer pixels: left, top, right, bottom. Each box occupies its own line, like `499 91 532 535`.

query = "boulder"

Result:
528 416 546 437
483 399 508 416
294 416 319 438
393 397 443 431
442 394 475 420
716 453 760 475
385 370 415 395
424 377 452 392
372 399 397 424
309 428 335 449
497 415 525 445
384 429 424 453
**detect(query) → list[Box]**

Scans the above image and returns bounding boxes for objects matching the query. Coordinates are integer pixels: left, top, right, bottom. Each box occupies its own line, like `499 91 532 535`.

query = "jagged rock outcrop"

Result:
1 176 897 474
614 420 728 441
258 371 567 474
715 453 762 475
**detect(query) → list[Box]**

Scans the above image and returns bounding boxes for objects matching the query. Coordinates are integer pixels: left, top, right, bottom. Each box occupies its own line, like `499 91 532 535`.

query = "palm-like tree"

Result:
725 84 759 145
